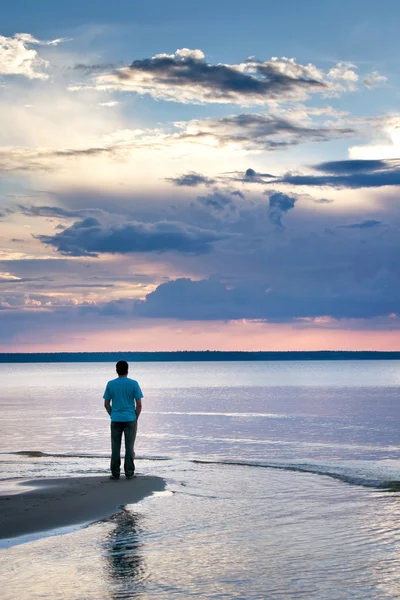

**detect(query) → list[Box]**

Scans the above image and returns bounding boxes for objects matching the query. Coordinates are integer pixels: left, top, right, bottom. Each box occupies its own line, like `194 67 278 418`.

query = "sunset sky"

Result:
1 0 400 351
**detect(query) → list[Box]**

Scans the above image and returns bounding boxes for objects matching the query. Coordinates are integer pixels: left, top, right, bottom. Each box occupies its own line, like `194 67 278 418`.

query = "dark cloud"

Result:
0 207 14 219
96 50 328 104
232 190 245 199
337 220 382 230
36 217 227 257
72 63 116 73
224 167 277 184
0 278 50 285
17 204 108 219
135 275 400 322
49 147 113 158
266 191 297 227
314 198 334 204
58 283 115 289
0 257 155 298
278 159 400 189
180 113 355 152
196 191 237 213
0 146 117 173
167 172 216 187
314 159 392 174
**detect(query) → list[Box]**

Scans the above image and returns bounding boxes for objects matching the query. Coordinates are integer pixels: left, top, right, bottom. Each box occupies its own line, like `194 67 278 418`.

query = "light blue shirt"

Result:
103 376 143 422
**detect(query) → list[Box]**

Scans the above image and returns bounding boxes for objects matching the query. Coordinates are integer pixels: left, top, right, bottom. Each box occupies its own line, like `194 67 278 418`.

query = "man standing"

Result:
103 360 143 480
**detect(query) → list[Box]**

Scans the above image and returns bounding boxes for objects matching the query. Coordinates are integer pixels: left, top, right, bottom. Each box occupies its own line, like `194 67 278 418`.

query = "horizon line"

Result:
1 349 400 363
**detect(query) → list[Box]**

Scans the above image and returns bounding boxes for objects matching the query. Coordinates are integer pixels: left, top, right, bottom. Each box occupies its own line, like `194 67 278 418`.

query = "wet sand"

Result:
0 475 165 539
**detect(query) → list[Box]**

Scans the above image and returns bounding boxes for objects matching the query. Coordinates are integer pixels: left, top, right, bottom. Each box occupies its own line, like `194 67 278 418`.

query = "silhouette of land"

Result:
0 351 399 363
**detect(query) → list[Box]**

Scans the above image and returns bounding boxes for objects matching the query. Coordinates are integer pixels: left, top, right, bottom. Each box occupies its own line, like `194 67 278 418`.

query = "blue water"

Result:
1 361 400 599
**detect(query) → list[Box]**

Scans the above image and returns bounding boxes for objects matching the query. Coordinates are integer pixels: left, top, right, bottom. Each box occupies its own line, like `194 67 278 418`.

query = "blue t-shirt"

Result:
103 376 143 422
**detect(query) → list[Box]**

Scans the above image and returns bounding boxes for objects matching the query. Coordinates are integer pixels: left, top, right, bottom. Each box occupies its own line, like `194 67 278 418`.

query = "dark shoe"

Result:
110 474 120 480
125 474 135 479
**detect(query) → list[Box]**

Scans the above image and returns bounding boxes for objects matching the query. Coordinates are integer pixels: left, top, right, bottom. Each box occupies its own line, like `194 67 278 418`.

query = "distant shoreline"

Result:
0 351 400 363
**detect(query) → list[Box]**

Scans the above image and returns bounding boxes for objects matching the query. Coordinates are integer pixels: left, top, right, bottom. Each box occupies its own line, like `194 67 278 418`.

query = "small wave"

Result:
145 411 291 419
191 458 400 491
4 451 170 461
4 451 400 491
9 450 108 459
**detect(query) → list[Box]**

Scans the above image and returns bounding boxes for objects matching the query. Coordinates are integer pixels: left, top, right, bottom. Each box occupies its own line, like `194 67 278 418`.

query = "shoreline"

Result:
0 475 166 541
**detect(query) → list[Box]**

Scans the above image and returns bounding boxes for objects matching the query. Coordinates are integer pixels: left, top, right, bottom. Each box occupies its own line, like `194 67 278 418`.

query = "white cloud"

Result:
0 33 70 80
364 71 388 89
327 62 359 92
0 33 49 79
349 115 400 159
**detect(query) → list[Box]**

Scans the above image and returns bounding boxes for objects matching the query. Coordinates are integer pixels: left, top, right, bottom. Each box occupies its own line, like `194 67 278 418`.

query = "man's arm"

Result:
135 398 142 419
104 399 112 416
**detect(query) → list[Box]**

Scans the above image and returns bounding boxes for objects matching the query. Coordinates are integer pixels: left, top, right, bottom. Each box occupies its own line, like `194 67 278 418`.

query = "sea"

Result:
0 360 400 600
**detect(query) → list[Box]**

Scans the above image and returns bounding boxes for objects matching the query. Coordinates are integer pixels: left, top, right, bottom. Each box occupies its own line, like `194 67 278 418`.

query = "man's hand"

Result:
136 398 142 419
104 399 112 416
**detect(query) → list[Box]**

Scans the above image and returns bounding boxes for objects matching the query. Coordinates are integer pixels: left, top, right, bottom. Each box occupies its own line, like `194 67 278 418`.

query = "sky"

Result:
1 0 400 352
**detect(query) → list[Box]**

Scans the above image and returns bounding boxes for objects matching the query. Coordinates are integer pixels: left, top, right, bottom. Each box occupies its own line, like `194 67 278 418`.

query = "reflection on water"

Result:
104 510 145 600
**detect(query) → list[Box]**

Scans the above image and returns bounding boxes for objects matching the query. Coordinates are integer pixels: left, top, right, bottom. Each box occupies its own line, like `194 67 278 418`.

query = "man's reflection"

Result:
104 509 145 599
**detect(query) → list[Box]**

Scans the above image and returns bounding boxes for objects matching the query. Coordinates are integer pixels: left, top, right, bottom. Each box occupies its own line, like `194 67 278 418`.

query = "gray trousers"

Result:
110 420 137 477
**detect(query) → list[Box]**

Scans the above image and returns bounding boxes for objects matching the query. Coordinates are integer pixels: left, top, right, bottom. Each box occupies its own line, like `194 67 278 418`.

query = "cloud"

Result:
327 62 358 91
87 49 352 105
17 204 108 219
0 33 64 80
98 101 119 107
348 115 400 160
244 167 274 181
167 172 216 187
314 159 391 174
364 71 388 89
266 191 297 227
36 217 228 256
0 292 90 310
314 198 334 204
135 273 400 322
0 109 358 176
277 159 400 188
196 191 238 216
0 144 120 173
224 167 277 184
176 113 355 151
0 274 52 285
72 63 116 74
0 207 14 219
337 220 382 229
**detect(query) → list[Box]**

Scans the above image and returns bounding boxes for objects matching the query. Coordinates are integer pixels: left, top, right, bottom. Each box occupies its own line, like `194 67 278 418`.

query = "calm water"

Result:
1 361 400 599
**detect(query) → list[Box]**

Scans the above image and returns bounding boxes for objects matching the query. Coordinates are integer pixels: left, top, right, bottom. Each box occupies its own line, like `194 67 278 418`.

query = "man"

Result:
103 360 143 480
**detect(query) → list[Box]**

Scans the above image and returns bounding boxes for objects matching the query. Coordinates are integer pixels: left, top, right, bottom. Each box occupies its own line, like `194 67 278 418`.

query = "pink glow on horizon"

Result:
3 320 400 352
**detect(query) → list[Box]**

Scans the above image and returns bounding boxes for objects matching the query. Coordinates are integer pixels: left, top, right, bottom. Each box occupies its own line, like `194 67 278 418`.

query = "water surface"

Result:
1 361 400 599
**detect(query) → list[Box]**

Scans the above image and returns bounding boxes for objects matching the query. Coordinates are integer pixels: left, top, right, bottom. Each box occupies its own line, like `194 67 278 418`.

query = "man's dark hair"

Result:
116 360 129 376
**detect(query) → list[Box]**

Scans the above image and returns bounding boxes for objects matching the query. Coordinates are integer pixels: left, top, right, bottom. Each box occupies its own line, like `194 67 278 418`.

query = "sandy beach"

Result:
0 475 166 540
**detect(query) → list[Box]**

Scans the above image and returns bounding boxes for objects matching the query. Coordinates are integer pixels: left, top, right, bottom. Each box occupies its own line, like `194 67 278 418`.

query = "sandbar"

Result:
0 475 165 540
